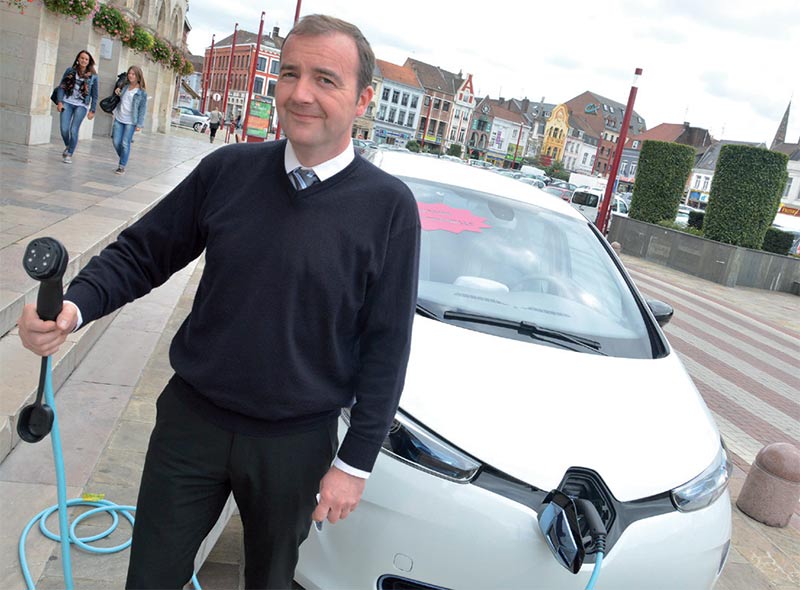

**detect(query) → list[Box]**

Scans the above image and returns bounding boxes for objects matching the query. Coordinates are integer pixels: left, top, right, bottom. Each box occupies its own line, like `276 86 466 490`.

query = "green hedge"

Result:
629 140 696 224
761 226 795 256
688 210 705 230
703 145 788 248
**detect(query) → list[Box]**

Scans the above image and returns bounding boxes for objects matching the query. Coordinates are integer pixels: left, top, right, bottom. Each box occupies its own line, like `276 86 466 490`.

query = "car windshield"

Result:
403 177 653 358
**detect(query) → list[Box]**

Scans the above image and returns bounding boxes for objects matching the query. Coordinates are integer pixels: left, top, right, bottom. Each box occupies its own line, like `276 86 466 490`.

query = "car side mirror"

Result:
538 490 584 574
646 299 674 327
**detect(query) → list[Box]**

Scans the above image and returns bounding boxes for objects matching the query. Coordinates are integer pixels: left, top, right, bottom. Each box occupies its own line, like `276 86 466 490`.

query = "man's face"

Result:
276 32 373 165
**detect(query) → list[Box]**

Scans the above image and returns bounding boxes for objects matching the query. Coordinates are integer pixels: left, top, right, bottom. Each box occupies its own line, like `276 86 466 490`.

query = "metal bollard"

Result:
736 442 800 528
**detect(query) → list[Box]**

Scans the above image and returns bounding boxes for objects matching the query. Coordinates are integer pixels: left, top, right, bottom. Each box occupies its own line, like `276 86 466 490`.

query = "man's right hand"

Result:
17 302 78 357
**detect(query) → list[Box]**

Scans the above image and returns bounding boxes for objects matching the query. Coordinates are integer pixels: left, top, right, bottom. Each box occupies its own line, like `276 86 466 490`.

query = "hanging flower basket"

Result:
92 3 132 39
42 0 97 23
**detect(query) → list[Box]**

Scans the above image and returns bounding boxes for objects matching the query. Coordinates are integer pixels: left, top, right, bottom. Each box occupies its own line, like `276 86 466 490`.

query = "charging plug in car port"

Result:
538 489 608 575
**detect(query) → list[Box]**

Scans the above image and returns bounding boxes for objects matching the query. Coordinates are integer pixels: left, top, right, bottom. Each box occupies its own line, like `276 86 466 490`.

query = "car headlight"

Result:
671 445 731 512
342 409 481 483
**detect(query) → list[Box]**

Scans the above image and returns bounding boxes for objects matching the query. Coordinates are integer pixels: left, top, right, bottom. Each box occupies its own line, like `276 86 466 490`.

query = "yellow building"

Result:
541 104 569 162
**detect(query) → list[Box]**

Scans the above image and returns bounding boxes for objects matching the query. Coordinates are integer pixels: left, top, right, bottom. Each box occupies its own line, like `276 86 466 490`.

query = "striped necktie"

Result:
288 167 320 190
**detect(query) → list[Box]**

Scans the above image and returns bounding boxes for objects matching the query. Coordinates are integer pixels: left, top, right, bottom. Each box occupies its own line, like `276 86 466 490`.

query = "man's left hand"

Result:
312 466 366 525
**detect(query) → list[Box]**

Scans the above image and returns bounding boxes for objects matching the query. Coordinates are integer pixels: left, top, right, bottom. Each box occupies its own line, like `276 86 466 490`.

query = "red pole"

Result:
596 67 642 234
221 23 238 121
201 34 215 112
276 0 303 140
242 11 265 141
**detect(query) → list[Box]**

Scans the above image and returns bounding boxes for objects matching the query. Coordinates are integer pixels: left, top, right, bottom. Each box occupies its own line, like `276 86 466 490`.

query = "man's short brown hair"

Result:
284 14 375 96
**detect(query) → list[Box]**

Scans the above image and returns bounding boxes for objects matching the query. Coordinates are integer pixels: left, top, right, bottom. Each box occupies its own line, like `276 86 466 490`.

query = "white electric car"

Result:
295 151 732 590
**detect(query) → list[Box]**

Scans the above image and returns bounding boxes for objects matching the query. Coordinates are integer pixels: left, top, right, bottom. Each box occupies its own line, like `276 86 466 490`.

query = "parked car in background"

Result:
353 138 378 156
542 185 573 202
518 176 546 189
295 150 732 590
570 189 628 223
549 180 577 191
675 204 703 227
174 106 209 132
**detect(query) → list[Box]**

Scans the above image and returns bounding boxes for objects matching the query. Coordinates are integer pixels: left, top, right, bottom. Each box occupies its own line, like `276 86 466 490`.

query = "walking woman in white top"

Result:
111 66 148 175
55 50 99 164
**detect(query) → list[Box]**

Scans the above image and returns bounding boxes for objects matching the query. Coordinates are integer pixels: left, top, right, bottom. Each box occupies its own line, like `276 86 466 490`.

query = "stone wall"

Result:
609 216 800 293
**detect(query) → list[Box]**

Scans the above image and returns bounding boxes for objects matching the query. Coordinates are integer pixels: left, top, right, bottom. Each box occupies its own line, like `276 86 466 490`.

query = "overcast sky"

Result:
185 0 800 146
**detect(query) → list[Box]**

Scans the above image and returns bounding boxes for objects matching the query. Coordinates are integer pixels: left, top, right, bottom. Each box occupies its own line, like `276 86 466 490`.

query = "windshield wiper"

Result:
416 303 439 320
443 311 606 355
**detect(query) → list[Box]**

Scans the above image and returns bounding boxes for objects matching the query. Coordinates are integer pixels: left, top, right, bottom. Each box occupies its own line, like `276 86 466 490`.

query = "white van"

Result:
570 189 629 223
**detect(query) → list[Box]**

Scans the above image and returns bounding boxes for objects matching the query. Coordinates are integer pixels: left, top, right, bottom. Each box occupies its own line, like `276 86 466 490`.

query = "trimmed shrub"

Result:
688 210 705 230
761 227 795 256
447 143 463 157
629 140 696 224
657 220 704 237
703 145 789 248
405 140 420 153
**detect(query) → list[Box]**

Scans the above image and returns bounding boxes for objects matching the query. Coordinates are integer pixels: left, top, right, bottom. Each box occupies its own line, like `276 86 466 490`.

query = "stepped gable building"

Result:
372 60 424 147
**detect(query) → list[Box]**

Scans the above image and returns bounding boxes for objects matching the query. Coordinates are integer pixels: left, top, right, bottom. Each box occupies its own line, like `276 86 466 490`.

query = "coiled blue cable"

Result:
585 551 604 590
18 356 202 590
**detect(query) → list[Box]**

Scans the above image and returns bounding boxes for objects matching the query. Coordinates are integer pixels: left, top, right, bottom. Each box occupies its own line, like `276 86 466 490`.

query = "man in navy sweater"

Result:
18 14 420 590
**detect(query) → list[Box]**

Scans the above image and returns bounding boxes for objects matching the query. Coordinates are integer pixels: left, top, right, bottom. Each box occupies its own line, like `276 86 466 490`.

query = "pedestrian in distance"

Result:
55 50 99 164
111 66 148 175
207 107 223 143
17 13 421 590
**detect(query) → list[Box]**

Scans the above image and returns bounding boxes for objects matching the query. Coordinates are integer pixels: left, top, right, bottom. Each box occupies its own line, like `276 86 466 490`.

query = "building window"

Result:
378 104 386 120
702 176 710 191
620 162 628 176
254 78 264 95
257 57 267 72
398 110 406 126
270 60 280 75
382 88 390 101
424 96 430 106
630 163 636 175
450 129 456 141
388 107 397 123
267 80 276 97
784 177 794 197
632 140 639 149
392 90 400 103
433 98 441 109
443 101 450 112
582 153 588 165
407 113 415 128
411 95 419 109
401 92 409 106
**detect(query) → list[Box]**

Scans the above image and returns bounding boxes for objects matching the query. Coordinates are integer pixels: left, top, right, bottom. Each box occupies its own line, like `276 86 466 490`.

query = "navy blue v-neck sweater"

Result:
65 140 421 472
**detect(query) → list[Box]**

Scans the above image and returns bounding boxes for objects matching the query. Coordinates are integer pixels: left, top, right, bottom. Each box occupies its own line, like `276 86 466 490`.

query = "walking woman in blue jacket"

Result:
111 66 148 175
55 50 98 164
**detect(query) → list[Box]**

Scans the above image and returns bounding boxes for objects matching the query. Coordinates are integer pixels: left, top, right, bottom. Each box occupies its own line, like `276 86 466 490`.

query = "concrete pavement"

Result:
0 129 797 589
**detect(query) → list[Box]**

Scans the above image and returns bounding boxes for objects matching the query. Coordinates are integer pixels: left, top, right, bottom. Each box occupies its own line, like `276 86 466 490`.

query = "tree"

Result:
628 140 695 224
447 143 463 158
405 140 420 153
703 145 788 249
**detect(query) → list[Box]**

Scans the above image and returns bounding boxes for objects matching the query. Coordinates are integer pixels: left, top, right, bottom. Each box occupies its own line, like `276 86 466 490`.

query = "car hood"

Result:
399 316 721 502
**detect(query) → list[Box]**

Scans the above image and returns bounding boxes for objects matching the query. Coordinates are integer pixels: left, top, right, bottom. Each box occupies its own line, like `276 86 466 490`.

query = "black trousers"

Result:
125 378 338 590
209 123 219 139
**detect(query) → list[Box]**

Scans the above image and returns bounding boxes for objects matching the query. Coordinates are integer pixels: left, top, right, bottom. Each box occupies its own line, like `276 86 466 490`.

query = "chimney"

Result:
522 98 530 112
272 26 280 38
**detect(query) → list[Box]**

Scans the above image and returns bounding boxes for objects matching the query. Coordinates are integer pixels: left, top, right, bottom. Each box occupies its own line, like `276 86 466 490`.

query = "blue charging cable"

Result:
18 356 202 590
585 551 604 590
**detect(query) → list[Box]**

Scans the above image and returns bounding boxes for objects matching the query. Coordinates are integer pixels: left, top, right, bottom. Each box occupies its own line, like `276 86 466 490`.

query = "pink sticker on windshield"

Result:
418 203 490 234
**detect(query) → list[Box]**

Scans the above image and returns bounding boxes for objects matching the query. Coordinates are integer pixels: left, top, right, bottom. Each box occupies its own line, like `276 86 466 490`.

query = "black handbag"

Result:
50 87 59 105
99 94 120 114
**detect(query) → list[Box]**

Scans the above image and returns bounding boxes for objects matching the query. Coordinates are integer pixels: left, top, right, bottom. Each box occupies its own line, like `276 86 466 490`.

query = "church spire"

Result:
771 101 790 149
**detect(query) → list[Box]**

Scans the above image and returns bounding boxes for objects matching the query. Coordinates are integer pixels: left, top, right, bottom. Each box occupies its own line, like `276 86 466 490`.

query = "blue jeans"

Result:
112 119 137 167
59 103 87 155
